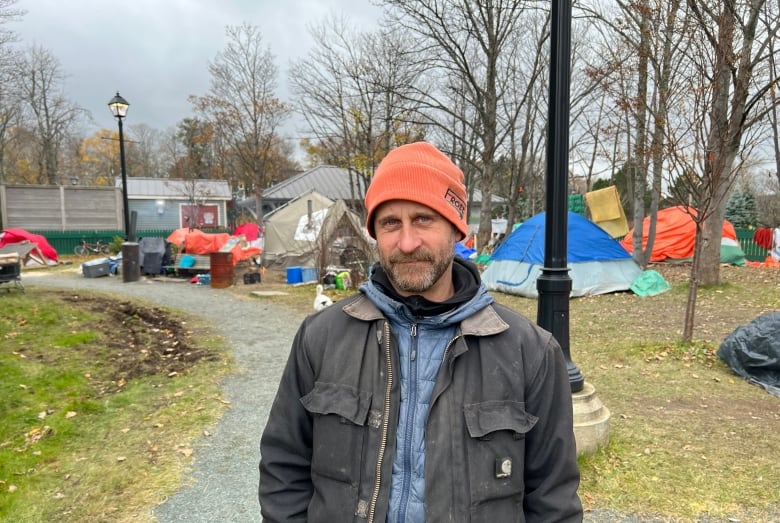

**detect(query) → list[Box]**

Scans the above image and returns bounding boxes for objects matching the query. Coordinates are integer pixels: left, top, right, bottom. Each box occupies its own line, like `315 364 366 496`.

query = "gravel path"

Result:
24 268 303 523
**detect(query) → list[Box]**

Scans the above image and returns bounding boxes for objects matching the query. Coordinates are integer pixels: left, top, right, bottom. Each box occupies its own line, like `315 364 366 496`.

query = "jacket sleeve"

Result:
259 321 316 522
522 334 583 522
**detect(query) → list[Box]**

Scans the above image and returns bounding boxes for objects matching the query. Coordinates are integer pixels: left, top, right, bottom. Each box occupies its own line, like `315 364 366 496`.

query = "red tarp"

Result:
0 228 59 262
621 206 736 262
232 223 262 241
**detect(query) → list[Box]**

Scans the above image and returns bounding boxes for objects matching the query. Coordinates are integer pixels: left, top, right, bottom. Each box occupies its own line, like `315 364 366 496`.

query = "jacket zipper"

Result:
442 334 458 364
397 322 418 522
368 322 393 523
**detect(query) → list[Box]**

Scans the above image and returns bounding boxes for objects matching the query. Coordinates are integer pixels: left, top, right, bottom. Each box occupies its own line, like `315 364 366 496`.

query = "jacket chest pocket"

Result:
301 382 372 483
463 400 538 520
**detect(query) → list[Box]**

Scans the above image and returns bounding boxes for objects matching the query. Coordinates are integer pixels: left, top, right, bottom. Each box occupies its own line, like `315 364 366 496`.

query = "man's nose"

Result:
397 225 422 253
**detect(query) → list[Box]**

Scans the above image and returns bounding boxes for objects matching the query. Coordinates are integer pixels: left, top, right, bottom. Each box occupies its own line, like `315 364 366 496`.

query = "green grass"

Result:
0 289 232 523
2 262 778 522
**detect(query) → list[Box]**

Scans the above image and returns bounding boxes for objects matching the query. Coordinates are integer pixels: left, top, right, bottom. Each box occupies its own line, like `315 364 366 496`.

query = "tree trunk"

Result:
631 0 651 267
682 222 703 342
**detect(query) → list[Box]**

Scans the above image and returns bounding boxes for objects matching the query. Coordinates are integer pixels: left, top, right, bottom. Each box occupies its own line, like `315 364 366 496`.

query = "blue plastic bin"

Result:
286 266 302 284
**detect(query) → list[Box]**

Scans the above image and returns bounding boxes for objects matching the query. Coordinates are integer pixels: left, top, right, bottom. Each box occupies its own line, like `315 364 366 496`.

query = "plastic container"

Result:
82 258 111 278
286 266 302 284
301 267 317 283
210 252 234 288
335 271 352 290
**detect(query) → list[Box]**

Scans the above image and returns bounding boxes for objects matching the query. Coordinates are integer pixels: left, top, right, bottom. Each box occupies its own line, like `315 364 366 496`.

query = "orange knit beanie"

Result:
365 142 468 239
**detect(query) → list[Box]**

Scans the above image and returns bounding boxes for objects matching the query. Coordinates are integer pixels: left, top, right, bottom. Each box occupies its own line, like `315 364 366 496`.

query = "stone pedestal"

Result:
572 381 610 455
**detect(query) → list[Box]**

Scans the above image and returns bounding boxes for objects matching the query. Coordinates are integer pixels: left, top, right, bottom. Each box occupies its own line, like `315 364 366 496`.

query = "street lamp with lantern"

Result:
108 92 132 241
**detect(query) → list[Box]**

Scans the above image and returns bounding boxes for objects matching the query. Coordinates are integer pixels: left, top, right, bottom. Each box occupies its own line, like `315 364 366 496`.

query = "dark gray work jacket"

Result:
259 294 583 523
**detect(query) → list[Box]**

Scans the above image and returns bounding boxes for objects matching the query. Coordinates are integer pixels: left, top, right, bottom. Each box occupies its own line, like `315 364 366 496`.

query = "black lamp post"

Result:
108 92 131 241
537 0 584 393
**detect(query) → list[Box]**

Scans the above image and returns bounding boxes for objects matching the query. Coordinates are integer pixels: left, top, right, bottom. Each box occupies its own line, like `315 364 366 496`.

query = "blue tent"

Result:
482 211 642 298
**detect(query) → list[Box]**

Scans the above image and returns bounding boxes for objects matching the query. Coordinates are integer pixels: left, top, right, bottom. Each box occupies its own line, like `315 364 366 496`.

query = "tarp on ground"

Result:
0 228 59 265
620 206 745 264
166 228 260 265
167 228 230 254
482 211 643 298
717 312 780 398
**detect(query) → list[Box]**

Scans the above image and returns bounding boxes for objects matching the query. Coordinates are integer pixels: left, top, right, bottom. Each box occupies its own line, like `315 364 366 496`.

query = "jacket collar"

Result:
343 294 509 337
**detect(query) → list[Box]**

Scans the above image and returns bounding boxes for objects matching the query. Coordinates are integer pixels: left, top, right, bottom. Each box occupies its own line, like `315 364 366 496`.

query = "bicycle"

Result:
74 238 110 256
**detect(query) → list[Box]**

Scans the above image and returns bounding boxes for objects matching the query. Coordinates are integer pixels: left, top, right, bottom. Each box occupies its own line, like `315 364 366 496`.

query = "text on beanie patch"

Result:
445 188 466 220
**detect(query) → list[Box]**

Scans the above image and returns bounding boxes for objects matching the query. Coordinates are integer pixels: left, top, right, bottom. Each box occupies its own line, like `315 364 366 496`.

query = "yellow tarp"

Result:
585 186 629 238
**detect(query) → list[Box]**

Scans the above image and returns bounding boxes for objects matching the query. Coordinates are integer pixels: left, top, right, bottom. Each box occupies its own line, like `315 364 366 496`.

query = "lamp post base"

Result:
572 381 611 455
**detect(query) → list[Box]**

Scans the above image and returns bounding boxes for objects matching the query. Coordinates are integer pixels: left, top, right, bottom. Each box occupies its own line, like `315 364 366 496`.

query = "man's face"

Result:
372 200 458 301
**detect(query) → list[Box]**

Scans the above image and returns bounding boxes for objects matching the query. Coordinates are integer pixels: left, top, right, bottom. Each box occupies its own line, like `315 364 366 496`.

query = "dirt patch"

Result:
60 292 219 391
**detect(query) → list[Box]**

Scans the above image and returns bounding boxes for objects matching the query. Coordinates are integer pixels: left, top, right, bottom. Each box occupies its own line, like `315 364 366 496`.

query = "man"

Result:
259 142 583 522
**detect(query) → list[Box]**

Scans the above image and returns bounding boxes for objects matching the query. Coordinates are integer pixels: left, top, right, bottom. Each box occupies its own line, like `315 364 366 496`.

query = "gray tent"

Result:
262 191 374 278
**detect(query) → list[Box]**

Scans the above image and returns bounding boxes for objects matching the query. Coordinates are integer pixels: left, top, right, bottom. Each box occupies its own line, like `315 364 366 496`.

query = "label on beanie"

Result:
445 188 466 220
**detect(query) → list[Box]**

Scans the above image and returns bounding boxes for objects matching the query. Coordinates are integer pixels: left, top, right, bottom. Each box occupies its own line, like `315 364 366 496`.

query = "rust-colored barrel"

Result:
210 252 234 288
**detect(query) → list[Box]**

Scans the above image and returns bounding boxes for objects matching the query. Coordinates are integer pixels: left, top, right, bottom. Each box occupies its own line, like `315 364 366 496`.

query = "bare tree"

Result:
579 0 693 269
127 123 167 178
0 0 23 184
290 16 427 212
191 23 291 225
13 45 82 185
685 0 780 285
379 0 535 249
0 50 21 184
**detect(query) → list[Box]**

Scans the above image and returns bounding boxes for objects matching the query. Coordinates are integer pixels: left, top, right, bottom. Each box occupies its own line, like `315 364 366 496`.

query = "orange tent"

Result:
621 206 736 262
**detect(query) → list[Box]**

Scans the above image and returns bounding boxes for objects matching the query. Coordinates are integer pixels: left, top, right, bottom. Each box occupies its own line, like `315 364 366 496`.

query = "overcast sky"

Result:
12 0 383 140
